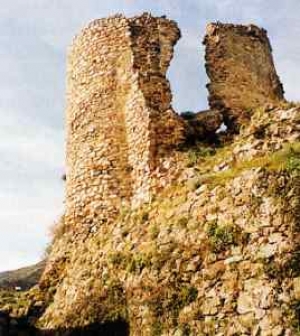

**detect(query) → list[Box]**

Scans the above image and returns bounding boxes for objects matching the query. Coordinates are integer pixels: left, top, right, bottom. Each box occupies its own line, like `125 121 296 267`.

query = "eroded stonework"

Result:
65 13 185 233
204 23 284 131
3 14 300 336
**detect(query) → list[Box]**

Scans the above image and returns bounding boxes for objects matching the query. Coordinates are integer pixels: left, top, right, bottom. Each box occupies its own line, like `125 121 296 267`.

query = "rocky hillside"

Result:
1 104 300 336
18 102 299 336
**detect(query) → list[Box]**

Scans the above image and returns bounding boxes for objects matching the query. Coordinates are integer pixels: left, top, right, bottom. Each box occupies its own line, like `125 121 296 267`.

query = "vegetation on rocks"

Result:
1 13 300 336
1 104 300 335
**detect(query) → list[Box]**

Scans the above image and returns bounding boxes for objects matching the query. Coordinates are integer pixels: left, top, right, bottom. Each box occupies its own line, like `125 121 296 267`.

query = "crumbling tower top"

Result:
204 22 285 131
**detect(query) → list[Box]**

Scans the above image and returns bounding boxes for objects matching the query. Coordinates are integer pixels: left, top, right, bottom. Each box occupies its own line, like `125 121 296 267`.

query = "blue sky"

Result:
0 0 300 271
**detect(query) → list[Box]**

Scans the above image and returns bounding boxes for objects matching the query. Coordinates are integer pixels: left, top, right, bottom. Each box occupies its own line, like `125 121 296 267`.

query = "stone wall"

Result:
25 14 300 336
65 13 185 234
204 23 284 131
65 19 286 231
37 104 300 334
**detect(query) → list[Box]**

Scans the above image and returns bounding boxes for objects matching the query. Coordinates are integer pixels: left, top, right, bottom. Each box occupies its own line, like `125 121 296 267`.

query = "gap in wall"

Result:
166 29 210 115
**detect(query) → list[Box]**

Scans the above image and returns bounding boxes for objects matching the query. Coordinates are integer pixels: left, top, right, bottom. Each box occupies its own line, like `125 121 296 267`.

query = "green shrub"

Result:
166 285 198 322
127 253 151 274
207 222 239 253
108 252 127 267
186 145 216 167
180 286 198 305
287 155 300 172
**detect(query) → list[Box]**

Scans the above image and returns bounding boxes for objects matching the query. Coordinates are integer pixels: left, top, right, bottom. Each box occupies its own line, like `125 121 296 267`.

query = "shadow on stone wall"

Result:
40 320 129 336
0 312 129 336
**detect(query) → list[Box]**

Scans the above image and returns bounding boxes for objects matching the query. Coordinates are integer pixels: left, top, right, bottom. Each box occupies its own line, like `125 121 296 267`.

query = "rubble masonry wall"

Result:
204 23 284 131
65 13 185 231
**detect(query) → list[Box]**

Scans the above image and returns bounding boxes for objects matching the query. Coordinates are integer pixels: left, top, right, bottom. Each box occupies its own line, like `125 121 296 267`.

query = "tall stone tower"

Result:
65 13 185 229
204 23 284 131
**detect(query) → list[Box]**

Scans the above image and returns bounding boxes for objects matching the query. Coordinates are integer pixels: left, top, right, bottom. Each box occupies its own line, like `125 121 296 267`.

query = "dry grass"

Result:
203 142 300 187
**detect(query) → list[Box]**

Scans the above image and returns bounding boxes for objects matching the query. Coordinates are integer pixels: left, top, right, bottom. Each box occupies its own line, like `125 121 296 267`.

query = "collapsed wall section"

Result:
126 14 185 207
204 23 284 131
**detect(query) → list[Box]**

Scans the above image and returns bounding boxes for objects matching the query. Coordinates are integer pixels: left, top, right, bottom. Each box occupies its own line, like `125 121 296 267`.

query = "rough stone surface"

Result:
65 12 185 231
33 103 300 335
204 22 285 131
2 14 300 336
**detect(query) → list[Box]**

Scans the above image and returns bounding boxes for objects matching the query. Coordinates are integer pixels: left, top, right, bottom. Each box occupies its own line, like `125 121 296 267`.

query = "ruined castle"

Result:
65 13 284 230
3 13 300 336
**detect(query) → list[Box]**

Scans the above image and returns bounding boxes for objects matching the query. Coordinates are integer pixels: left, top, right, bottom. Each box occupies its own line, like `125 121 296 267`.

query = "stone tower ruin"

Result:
65 15 285 231
25 14 297 335
65 13 185 228
204 23 284 131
